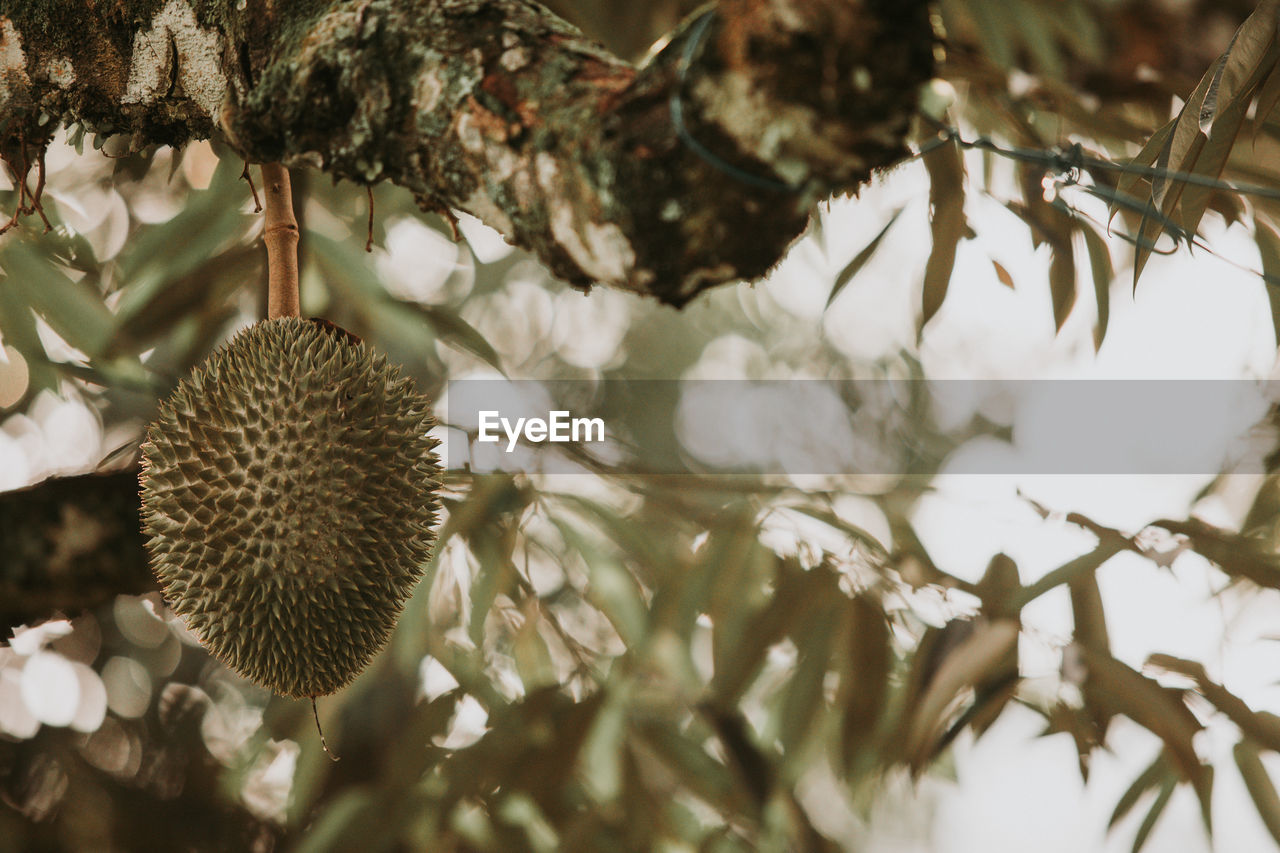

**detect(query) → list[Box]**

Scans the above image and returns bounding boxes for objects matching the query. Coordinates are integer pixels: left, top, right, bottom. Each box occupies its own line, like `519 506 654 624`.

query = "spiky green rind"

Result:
140 318 440 698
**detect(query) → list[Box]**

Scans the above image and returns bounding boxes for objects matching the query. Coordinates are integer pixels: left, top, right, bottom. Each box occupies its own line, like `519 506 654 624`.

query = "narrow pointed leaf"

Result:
1235 739 1280 847
826 208 904 309
920 139 966 331
1079 221 1113 350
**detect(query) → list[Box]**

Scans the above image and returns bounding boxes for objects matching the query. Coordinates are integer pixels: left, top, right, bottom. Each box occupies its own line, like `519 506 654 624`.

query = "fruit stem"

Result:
313 697 340 762
261 163 300 319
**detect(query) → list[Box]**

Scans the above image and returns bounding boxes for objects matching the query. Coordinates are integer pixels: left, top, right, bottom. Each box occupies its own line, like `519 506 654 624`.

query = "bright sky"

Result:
801 150 1280 852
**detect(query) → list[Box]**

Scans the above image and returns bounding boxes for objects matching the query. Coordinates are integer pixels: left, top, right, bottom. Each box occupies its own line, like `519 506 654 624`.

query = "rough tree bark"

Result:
0 0 935 305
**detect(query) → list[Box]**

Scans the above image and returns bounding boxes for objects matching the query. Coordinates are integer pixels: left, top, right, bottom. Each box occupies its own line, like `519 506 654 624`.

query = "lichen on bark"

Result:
0 0 935 305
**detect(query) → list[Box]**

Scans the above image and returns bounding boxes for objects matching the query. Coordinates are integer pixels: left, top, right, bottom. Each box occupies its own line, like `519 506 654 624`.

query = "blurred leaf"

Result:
1069 569 1113 752
783 504 889 560
825 207 903 309
633 719 741 818
511 601 559 692
115 246 257 352
1047 240 1077 331
1012 166 1078 330
114 165 249 326
313 230 503 371
709 560 832 707
991 259 1014 289
2 242 116 358
1015 541 1126 608
579 683 629 802
0 275 56 394
443 689 604 818
467 523 518 648
553 492 679 575
1131 774 1177 853
920 138 966 331
552 519 647 647
293 790 378 853
1154 517 1280 588
839 595 891 770
1109 750 1173 830
1256 61 1280 138
1078 220 1113 350
1254 216 1280 347
1146 654 1280 752
1075 646 1209 816
703 706 774 809
406 303 504 373
776 594 839 760
900 618 1020 770
1128 1 1280 285
646 504 755 646
1235 740 1280 847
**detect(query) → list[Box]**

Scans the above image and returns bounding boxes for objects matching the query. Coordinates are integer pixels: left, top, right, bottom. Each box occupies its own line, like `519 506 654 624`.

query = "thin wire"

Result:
914 123 1280 288
912 123 1280 206
669 11 802 194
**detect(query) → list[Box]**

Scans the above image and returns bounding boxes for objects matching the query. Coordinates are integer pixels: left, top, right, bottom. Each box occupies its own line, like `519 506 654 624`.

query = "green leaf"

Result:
1254 61 1280 138
467 527 517 648
709 561 830 707
0 277 55 394
1254 216 1280 347
1 242 116 359
404 303 504 373
633 720 740 816
826 208 904 309
113 161 249 326
839 595 891 770
776 599 839 760
552 519 647 647
511 603 558 692
115 246 258 352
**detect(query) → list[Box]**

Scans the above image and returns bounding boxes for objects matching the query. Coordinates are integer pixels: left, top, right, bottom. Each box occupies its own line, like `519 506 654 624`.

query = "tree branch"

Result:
0 0 935 305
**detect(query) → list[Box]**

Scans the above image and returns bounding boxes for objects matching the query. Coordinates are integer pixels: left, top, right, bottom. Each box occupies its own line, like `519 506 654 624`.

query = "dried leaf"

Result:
920 139 967 331
992 259 1015 289
1078 220 1113 350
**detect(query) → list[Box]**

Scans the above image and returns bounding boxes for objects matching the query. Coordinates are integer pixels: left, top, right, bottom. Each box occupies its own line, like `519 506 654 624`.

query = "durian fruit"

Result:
140 317 440 698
